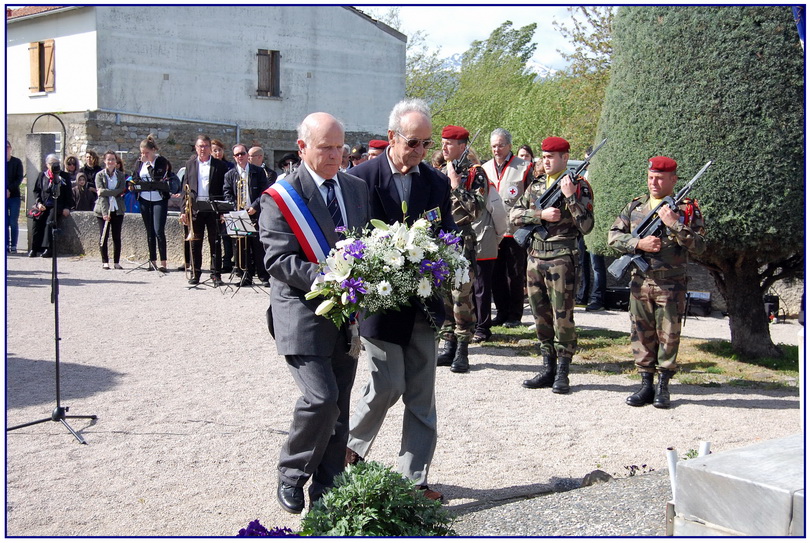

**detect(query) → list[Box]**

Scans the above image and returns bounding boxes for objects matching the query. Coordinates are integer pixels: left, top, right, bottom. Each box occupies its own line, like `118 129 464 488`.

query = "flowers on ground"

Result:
306 218 470 328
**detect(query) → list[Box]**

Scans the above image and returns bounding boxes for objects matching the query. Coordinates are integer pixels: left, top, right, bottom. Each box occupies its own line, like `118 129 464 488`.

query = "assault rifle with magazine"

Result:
607 160 712 280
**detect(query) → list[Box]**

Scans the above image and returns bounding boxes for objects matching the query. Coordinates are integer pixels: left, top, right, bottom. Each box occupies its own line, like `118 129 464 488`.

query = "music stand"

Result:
224 211 265 296
7 184 97 444
126 180 171 275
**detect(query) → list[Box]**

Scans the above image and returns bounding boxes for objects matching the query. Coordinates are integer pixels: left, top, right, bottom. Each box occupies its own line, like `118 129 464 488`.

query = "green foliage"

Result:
299 461 456 537
554 6 615 76
588 6 804 258
682 449 699 460
462 21 538 66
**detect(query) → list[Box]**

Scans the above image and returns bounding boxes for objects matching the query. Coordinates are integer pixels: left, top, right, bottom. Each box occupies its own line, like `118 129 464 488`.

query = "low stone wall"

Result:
40 210 199 266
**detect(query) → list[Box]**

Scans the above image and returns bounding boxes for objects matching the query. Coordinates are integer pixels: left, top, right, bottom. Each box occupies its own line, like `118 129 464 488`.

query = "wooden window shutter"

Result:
28 42 41 92
257 49 280 97
43 40 55 92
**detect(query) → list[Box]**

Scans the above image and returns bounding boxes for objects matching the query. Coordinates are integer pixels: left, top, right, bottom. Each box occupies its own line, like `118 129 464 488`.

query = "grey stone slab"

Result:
675 433 804 536
791 489 805 536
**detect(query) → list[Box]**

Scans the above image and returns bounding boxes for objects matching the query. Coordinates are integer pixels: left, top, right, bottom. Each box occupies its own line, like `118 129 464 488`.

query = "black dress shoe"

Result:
261 279 271 288
40 250 53 258
277 481 305 514
239 276 254 287
491 315 507 327
585 303 605 312
27 250 38 258
211 275 224 287
188 276 200 285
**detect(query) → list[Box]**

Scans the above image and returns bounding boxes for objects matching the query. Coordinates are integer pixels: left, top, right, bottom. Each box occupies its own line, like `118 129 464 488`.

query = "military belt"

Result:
636 267 686 280
531 238 578 252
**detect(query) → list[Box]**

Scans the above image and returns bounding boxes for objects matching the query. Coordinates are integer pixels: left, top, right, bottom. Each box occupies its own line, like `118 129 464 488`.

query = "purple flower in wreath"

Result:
237 519 299 536
420 258 450 286
438 230 462 247
341 277 367 303
343 239 366 259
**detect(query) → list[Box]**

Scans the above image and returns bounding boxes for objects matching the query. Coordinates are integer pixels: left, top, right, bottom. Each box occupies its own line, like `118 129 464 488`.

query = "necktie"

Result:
323 179 344 230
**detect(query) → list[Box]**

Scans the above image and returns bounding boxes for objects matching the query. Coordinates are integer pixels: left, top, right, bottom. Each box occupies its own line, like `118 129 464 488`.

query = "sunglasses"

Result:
233 151 246 157
396 131 434 149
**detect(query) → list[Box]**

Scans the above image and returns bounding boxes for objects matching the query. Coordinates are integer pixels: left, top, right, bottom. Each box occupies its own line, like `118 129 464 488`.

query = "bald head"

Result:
297 112 345 179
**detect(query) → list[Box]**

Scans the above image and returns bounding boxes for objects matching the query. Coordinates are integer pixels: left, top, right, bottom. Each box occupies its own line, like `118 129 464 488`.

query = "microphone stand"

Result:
7 174 97 444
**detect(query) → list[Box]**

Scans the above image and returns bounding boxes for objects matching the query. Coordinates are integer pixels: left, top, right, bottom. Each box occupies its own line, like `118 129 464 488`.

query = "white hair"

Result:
388 98 431 132
45 153 60 165
297 113 346 145
490 128 512 145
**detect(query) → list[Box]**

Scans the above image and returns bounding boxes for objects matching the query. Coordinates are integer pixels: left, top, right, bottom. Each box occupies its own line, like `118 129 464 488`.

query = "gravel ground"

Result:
4 253 804 537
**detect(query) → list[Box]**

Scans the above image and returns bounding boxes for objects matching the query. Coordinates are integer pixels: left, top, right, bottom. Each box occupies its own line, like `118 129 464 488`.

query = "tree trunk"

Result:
710 261 782 359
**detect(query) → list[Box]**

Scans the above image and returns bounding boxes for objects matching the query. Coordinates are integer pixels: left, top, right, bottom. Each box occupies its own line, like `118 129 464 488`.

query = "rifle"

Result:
513 137 607 248
451 129 482 175
607 160 713 281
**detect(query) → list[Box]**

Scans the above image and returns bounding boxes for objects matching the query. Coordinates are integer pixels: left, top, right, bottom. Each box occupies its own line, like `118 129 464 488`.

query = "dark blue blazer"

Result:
349 155 457 346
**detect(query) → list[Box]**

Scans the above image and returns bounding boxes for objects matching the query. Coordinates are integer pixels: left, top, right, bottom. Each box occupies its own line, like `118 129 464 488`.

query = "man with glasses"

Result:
482 128 533 328
345 98 456 503
180 134 229 286
224 143 271 287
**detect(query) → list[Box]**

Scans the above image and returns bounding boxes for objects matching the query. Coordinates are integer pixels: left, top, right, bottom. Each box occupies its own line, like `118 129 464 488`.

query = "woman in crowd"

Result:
94 151 127 269
63 155 80 186
518 144 544 178
131 134 171 272
72 172 98 211
81 150 102 193
211 139 235 171
30 154 74 257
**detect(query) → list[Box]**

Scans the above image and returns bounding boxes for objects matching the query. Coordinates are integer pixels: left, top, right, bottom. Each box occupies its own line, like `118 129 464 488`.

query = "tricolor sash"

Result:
265 180 331 264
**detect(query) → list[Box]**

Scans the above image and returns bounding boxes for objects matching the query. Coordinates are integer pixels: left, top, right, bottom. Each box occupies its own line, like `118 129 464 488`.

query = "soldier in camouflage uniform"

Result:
437 125 489 373
510 137 594 393
608 156 705 409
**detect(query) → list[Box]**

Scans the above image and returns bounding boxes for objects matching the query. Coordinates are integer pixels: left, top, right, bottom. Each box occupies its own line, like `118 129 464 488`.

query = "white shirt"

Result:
196 158 211 200
139 158 162 202
303 162 346 226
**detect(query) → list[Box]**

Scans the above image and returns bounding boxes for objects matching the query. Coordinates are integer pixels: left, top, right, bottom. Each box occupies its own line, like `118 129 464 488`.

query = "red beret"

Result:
368 139 389 150
648 156 677 172
441 125 470 140
541 137 570 153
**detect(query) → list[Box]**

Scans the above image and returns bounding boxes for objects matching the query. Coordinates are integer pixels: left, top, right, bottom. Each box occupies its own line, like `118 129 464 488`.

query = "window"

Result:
29 39 55 93
257 49 280 98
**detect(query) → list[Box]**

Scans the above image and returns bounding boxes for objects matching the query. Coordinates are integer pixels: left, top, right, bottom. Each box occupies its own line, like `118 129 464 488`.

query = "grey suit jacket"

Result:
259 166 370 356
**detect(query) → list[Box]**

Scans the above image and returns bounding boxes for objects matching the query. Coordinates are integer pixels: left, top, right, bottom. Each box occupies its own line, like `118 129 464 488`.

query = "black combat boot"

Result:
437 339 456 366
653 370 675 409
552 357 571 394
626 372 655 406
450 342 469 373
522 354 557 389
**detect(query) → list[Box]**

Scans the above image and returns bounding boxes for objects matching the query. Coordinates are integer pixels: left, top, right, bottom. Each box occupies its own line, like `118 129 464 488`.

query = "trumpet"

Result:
182 183 200 242
235 173 247 273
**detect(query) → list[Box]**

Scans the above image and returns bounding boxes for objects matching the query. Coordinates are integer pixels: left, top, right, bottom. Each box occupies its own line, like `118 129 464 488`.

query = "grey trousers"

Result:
278 347 357 497
347 317 438 485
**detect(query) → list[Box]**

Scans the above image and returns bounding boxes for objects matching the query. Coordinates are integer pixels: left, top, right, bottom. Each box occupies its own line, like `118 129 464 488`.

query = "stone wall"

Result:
9 111 379 176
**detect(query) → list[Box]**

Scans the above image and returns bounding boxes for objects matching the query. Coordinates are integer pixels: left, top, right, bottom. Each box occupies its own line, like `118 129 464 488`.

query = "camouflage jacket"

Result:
509 173 594 258
442 163 489 259
608 194 706 275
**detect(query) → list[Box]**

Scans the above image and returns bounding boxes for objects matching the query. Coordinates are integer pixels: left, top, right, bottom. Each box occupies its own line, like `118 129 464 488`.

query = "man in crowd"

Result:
248 146 278 185
260 112 370 514
608 156 705 408
436 125 488 373
511 137 594 394
345 98 455 502
224 143 271 288
348 143 367 167
180 134 229 286
366 139 388 160
340 144 351 171
277 152 300 181
6 140 24 254
482 128 533 328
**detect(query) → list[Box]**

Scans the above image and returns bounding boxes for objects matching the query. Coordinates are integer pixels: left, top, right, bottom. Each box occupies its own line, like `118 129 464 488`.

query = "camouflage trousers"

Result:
629 273 687 373
526 254 577 358
440 264 478 343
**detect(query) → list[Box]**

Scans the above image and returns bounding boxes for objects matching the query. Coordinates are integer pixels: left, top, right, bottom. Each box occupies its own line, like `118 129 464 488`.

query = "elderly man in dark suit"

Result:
260 112 370 514
180 134 229 286
344 98 455 502
224 142 271 287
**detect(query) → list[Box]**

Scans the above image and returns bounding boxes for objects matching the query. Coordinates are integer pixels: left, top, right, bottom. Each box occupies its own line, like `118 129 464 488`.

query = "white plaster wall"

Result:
6 7 98 114
93 5 405 133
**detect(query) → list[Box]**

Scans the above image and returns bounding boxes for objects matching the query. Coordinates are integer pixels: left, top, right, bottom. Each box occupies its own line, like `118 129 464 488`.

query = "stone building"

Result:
6 5 405 172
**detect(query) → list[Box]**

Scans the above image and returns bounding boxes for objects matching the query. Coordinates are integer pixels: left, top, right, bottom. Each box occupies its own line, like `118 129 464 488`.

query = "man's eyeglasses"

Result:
233 151 246 157
396 131 434 149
